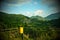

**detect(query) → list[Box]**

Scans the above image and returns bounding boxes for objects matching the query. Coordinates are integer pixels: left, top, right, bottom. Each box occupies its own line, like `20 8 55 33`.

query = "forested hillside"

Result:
45 12 60 20
0 12 60 40
0 12 30 29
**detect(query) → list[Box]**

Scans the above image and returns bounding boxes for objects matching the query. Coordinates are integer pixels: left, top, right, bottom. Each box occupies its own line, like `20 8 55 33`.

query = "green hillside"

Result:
0 12 60 40
0 12 30 29
45 12 60 20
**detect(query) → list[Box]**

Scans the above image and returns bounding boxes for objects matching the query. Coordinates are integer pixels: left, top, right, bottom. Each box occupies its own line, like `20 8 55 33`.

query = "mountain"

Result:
45 12 60 20
0 12 60 40
31 16 45 21
0 12 30 29
50 18 60 28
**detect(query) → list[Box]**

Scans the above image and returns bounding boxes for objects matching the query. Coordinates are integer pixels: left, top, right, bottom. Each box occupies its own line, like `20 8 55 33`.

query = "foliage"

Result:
0 12 60 40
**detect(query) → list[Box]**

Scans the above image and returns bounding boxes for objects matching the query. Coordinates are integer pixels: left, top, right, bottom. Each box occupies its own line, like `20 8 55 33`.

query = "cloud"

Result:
34 2 38 5
42 0 59 7
1 0 31 4
22 10 43 17
1 0 32 6
34 10 43 16
22 11 33 17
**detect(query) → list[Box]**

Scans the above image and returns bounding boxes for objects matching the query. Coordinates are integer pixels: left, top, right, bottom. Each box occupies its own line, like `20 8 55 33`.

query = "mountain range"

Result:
0 12 60 29
0 12 60 40
45 12 60 20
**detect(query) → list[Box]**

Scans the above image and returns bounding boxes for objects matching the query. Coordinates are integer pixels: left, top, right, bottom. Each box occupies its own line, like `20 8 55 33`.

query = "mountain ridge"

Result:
45 12 60 20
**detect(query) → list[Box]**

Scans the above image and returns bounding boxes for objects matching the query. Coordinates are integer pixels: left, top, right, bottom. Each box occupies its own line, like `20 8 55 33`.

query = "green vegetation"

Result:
0 12 60 40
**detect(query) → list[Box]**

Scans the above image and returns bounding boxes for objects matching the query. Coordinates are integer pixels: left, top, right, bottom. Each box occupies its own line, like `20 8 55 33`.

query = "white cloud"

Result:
7 1 31 6
34 2 38 5
34 10 43 16
2 0 31 3
2 0 32 6
21 10 43 17
22 11 33 17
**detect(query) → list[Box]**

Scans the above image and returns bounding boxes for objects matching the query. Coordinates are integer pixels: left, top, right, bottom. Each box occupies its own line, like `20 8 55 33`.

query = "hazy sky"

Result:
0 0 58 17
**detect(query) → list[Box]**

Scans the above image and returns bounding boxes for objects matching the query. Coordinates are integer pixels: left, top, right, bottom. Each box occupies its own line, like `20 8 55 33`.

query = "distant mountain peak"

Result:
31 15 45 21
45 12 60 20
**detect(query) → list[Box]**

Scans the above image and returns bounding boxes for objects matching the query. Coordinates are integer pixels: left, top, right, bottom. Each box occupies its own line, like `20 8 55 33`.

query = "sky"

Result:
0 0 59 17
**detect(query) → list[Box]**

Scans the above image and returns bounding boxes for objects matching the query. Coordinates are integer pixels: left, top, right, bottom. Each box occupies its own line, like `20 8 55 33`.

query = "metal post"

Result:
21 34 23 40
19 27 23 40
